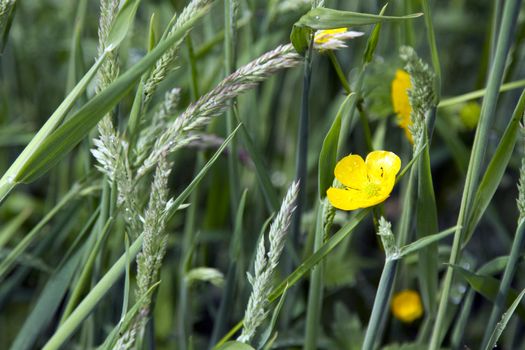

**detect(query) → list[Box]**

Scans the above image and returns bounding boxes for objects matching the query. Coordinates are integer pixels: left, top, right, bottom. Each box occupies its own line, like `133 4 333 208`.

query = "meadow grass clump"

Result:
2 1 525 350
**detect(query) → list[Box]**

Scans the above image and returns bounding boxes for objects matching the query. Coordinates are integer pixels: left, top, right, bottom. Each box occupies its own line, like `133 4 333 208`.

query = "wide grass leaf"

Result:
451 265 525 320
290 7 422 54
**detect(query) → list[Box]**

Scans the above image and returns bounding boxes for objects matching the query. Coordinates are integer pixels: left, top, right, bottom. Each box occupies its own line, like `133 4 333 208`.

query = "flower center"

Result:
364 182 381 198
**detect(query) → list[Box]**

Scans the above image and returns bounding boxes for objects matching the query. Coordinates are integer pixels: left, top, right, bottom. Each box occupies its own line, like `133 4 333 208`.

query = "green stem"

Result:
304 204 325 350
429 0 522 348
224 0 240 217
438 79 525 108
481 220 525 348
327 51 351 94
289 35 314 260
43 235 144 350
420 0 441 101
362 259 398 350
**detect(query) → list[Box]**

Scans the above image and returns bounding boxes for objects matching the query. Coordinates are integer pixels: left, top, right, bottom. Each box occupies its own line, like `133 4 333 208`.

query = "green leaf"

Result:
398 226 457 258
257 285 289 348
0 52 107 202
13 6 210 184
105 0 142 50
415 133 439 315
294 7 422 30
451 265 525 320
0 0 16 52
484 288 525 350
269 208 370 302
318 93 353 198
463 89 525 247
290 7 422 55
167 124 241 220
215 341 255 350
98 282 161 350
290 25 312 55
0 184 82 281
10 244 85 350
236 120 279 212
362 4 387 64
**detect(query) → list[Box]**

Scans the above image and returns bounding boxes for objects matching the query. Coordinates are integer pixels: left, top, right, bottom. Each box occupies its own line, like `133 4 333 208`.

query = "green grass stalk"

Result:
429 0 522 348
362 259 398 350
481 220 525 347
224 0 240 217
303 204 325 350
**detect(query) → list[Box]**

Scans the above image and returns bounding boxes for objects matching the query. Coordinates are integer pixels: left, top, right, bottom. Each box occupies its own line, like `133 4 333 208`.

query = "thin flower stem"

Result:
429 0 522 348
362 259 398 350
327 50 351 94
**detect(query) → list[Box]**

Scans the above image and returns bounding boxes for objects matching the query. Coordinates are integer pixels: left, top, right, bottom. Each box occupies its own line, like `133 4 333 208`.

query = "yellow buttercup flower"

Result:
326 151 401 211
391 69 413 143
391 289 424 323
313 27 364 51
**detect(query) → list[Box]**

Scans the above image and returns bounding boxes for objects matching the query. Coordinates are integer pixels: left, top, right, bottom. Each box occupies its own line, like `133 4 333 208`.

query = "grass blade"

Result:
463 89 525 246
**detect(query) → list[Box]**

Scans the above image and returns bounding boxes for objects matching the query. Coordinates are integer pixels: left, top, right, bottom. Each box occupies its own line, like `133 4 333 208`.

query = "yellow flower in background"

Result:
313 27 364 51
326 151 401 211
459 101 481 130
391 69 413 143
391 289 424 323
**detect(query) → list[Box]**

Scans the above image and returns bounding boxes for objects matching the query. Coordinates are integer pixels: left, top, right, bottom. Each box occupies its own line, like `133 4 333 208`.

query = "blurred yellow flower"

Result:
313 27 364 51
391 69 413 143
459 101 481 130
391 289 424 323
326 151 401 211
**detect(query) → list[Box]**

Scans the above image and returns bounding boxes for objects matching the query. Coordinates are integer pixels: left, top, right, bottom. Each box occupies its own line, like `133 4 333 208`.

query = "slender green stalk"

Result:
289 34 313 262
43 235 144 350
0 184 81 281
224 0 240 217
438 79 525 108
481 220 525 347
304 204 324 350
429 0 522 348
420 0 441 101
327 51 351 94
362 259 398 350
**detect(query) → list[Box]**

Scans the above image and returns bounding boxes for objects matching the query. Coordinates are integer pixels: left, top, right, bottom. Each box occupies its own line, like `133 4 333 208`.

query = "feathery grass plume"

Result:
91 0 121 185
134 88 181 166
139 44 302 176
400 46 435 153
0 0 15 32
238 181 299 344
377 216 399 260
517 124 525 221
142 0 213 107
115 154 174 349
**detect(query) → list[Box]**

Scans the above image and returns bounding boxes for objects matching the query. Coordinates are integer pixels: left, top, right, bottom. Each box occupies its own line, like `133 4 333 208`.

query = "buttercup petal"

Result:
365 151 401 183
334 154 367 189
326 187 368 211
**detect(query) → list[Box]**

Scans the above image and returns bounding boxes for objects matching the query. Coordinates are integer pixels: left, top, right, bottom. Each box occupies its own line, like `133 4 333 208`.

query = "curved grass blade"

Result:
484 288 525 350
463 89 525 247
318 93 353 199
12 6 211 185
290 7 422 54
450 265 525 320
